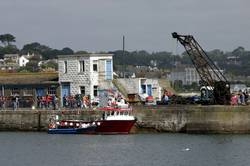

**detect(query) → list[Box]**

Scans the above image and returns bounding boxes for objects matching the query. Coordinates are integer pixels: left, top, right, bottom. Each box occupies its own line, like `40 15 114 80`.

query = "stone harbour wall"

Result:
0 105 250 133
133 105 250 133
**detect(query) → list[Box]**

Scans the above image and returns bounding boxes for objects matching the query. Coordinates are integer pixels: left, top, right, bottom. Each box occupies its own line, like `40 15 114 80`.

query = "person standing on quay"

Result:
12 95 19 111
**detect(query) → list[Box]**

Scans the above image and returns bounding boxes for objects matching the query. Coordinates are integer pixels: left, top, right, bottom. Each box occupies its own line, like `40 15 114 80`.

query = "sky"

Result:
0 0 250 53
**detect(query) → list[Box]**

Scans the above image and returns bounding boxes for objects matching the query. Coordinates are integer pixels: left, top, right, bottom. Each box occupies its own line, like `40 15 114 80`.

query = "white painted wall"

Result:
19 56 29 67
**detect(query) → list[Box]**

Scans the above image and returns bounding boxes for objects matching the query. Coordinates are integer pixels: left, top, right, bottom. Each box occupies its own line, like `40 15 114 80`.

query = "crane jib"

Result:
171 32 231 105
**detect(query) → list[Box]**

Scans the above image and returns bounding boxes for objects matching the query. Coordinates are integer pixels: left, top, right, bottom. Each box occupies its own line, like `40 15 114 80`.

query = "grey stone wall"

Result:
117 78 139 94
58 57 91 95
1 106 250 133
133 105 250 133
0 110 102 131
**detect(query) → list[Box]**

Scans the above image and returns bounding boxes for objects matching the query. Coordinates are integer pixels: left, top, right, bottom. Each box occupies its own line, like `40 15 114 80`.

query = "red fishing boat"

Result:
48 107 137 134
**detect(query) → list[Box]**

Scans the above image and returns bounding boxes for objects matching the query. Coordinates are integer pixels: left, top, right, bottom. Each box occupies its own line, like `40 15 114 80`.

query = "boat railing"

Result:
97 106 135 120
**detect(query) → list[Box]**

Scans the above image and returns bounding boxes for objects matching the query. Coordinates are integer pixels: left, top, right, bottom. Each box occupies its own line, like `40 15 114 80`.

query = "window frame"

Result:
47 87 56 95
79 60 85 73
23 88 33 96
11 88 20 96
93 85 98 97
80 86 85 96
64 61 67 73
93 60 98 72
105 60 112 80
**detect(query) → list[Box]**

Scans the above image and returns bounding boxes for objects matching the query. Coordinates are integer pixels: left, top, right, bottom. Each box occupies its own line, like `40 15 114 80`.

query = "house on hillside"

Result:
0 54 20 71
58 53 113 103
18 53 36 67
18 55 29 67
4 54 19 64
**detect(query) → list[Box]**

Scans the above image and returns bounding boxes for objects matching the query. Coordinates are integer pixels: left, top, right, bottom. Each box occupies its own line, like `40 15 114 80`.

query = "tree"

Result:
0 33 19 57
41 60 58 70
30 55 41 61
25 61 39 72
21 42 50 55
0 46 4 58
61 47 74 55
0 34 16 46
0 45 19 55
232 46 245 58
75 50 88 54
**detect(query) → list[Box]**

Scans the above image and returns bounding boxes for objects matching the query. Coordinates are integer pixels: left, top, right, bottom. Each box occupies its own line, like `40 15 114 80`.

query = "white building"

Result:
3 54 19 63
116 78 162 100
169 67 224 85
18 55 29 67
58 54 113 101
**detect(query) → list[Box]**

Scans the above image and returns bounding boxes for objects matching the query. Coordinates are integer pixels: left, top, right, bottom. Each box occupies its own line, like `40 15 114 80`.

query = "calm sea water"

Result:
1 132 250 166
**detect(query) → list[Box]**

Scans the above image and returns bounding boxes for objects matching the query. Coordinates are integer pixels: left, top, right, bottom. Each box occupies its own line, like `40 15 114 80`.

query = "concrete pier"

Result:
0 105 250 133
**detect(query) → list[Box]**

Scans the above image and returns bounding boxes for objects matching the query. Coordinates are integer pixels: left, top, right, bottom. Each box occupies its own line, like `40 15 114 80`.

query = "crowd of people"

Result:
0 95 21 110
0 95 31 110
62 91 128 109
106 93 129 108
1 88 249 110
231 90 249 105
37 95 58 110
62 94 93 109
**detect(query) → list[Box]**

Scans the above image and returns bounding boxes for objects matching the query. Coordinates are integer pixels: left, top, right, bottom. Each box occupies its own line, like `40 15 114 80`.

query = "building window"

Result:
93 60 98 71
64 61 67 73
105 60 112 80
48 87 56 95
80 86 85 95
23 88 33 96
141 85 146 94
93 86 98 97
79 60 85 72
11 88 20 96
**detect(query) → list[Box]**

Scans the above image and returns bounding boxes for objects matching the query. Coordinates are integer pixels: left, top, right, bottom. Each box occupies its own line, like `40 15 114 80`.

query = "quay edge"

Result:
0 105 250 134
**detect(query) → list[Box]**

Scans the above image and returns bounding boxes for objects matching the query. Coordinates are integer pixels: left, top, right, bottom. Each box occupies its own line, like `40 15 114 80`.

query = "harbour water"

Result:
1 132 250 166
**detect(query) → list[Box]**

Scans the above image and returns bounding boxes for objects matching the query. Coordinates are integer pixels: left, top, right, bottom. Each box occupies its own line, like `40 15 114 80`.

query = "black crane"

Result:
172 32 231 104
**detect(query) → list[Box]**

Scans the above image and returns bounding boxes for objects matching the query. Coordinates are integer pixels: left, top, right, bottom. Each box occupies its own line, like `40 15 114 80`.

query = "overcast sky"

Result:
0 0 250 53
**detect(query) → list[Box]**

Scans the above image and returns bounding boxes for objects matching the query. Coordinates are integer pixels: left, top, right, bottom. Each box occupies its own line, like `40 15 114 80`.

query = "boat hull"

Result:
95 120 136 134
48 126 96 134
48 128 77 134
48 120 136 134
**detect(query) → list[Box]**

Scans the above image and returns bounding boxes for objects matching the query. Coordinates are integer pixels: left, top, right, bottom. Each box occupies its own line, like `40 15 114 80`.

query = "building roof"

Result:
58 53 113 59
0 72 58 85
4 54 19 58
